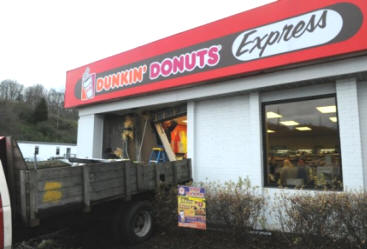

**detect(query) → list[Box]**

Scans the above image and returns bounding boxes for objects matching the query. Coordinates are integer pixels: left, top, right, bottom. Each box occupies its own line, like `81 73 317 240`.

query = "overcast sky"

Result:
0 0 276 91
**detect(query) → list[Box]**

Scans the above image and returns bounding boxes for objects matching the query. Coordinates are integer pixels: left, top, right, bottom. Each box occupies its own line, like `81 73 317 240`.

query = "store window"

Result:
263 96 343 190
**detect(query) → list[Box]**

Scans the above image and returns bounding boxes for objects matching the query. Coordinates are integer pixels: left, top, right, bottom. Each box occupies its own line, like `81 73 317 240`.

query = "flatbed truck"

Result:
0 136 192 249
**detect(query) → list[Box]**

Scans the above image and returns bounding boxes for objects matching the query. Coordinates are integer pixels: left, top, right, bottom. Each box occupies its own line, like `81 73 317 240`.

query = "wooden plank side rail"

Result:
16 158 191 227
172 161 178 185
154 164 160 190
124 161 131 201
18 170 28 226
136 163 143 192
29 170 40 227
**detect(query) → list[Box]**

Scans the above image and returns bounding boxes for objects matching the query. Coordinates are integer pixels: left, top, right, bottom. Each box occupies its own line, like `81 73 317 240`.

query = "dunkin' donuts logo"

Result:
80 65 149 100
81 68 96 101
232 4 362 61
78 45 221 100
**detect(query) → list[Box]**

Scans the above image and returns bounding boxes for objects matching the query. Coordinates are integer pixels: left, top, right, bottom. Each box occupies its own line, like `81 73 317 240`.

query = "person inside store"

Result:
279 157 297 186
268 155 279 185
278 154 312 187
296 154 310 186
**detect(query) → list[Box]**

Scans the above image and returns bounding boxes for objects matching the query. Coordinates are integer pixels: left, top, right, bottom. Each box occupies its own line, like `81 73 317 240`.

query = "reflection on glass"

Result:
263 96 343 190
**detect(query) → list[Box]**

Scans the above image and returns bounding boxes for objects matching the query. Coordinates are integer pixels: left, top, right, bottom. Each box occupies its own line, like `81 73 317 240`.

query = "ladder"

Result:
149 147 167 164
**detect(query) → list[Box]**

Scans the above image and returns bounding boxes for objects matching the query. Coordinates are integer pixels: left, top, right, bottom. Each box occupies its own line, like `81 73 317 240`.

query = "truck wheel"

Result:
115 201 154 244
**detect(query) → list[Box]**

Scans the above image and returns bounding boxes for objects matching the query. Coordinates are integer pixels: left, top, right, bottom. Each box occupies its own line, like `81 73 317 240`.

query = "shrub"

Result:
204 178 265 243
153 179 367 249
153 178 265 244
277 191 367 249
334 192 367 249
153 185 181 232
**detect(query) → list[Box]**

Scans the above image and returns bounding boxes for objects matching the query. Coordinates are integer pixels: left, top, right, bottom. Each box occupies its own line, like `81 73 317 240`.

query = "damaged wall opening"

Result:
102 104 187 163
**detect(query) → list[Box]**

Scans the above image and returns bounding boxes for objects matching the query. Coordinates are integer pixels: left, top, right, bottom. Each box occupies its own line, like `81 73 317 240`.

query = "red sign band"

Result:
65 1 367 108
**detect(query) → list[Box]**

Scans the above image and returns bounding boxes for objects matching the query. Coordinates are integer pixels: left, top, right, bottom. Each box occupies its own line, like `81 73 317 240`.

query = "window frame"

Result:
261 93 344 190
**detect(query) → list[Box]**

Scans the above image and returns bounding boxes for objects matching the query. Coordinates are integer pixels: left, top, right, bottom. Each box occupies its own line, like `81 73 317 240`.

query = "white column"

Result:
92 115 104 158
336 78 365 190
187 101 196 181
248 92 263 187
357 81 367 191
77 114 104 158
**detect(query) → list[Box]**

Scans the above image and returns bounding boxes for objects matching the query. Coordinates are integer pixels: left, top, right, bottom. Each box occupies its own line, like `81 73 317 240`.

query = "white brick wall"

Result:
336 79 365 190
357 81 367 190
77 114 104 158
248 92 263 187
187 101 196 179
193 94 255 183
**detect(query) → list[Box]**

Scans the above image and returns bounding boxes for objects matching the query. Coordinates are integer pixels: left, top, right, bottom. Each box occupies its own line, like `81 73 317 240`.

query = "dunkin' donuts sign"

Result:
77 45 222 102
65 0 367 108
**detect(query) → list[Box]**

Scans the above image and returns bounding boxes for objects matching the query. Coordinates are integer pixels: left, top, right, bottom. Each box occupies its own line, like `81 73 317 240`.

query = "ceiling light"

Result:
316 105 336 113
267 129 275 133
280 120 299 126
277 149 289 154
298 149 312 153
329 117 337 123
266 112 282 119
296 126 312 131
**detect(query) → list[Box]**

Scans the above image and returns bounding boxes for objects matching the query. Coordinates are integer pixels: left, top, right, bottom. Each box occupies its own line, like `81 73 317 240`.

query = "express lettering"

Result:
232 9 343 61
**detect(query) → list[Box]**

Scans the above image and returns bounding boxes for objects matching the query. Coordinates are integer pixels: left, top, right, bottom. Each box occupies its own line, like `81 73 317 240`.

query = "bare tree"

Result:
0 80 23 101
47 89 64 112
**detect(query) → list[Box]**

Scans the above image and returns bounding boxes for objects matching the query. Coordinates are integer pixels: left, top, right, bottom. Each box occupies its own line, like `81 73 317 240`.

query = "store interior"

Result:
264 96 343 190
102 105 187 163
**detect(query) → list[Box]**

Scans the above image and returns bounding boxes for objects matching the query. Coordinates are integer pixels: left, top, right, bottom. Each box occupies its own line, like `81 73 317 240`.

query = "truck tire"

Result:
114 201 153 244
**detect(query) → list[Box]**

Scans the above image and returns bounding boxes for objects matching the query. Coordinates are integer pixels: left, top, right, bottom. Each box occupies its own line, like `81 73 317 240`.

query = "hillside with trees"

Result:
0 79 78 143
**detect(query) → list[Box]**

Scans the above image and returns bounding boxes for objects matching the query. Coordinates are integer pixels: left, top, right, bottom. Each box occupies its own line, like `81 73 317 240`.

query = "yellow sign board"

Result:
177 186 206 230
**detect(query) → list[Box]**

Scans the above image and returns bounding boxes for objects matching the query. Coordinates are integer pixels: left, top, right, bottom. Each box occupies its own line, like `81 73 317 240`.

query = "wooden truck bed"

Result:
1 137 192 227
